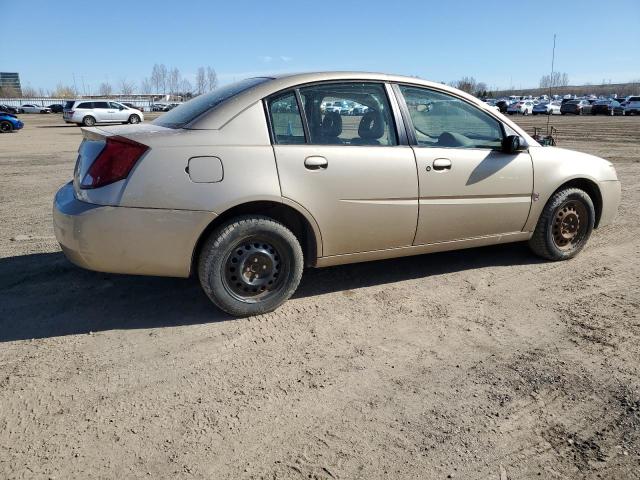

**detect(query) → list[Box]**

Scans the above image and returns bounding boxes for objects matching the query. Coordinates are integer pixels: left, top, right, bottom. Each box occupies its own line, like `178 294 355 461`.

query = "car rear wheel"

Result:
128 114 140 124
529 188 595 261
0 121 13 133
198 215 304 316
82 116 96 127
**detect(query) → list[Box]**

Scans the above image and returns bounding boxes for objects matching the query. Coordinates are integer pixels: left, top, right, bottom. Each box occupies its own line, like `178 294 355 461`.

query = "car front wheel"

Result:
529 188 595 261
0 121 13 133
198 215 304 316
82 116 96 126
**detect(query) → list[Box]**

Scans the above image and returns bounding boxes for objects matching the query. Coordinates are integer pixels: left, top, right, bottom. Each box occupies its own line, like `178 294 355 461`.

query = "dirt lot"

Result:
1 113 639 479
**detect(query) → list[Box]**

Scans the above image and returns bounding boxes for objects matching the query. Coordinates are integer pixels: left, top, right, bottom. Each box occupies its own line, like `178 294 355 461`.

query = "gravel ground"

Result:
1 113 639 479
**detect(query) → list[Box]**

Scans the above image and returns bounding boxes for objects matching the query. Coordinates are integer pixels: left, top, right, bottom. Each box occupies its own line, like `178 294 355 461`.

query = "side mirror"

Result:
502 135 526 154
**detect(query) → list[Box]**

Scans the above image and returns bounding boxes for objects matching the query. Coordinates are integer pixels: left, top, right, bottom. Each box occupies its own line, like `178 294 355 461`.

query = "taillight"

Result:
67 110 74 115
80 136 148 189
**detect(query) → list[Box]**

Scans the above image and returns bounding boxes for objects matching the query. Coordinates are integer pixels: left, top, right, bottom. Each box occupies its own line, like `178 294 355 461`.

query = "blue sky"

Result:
3 0 639 93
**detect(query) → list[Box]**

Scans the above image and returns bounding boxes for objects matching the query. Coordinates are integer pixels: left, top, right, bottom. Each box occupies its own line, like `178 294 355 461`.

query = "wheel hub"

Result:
552 202 585 249
224 241 281 299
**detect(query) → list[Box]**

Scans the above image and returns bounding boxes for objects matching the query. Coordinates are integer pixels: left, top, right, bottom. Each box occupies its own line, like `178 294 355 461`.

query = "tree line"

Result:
0 63 218 98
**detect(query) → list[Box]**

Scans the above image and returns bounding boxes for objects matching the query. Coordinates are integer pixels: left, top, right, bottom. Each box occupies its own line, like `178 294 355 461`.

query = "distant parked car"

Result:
63 100 144 126
624 96 640 115
48 104 64 113
0 112 24 132
0 104 19 114
152 103 168 111
507 100 534 115
591 99 625 116
21 104 51 114
495 100 510 113
561 100 592 115
532 101 561 115
122 102 141 111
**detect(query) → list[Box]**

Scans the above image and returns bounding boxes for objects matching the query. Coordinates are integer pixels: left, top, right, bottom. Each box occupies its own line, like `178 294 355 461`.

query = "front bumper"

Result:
597 180 621 228
53 182 216 277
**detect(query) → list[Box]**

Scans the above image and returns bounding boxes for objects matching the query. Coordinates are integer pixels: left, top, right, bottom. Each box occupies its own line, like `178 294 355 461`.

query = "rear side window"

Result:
153 77 271 128
299 82 397 146
77 102 93 109
268 92 305 145
94 102 109 109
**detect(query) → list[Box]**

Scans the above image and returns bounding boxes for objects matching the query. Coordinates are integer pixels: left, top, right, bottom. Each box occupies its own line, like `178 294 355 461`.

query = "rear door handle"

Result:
432 158 452 171
304 156 328 170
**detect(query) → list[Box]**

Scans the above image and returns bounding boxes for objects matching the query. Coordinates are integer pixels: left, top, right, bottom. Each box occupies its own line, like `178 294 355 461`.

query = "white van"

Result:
63 100 144 126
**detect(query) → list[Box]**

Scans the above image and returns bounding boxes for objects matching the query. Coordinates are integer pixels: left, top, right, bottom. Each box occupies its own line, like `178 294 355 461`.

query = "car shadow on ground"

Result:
0 243 542 342
36 125 79 128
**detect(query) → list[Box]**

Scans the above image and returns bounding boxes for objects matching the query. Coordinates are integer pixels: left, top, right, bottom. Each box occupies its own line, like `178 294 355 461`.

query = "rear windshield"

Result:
153 77 271 128
64 101 75 109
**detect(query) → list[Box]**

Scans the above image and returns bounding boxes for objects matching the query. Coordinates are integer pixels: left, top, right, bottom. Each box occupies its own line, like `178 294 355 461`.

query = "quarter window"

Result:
268 92 305 145
298 82 397 146
399 85 503 149
77 102 93 109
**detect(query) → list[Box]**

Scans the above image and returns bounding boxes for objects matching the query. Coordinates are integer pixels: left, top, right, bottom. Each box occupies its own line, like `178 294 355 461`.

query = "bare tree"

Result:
0 86 21 97
206 67 218 92
99 82 113 96
539 72 569 89
180 78 193 95
452 76 477 94
151 64 168 94
119 78 136 95
168 67 180 96
140 77 153 94
51 83 77 98
195 67 207 95
21 86 38 97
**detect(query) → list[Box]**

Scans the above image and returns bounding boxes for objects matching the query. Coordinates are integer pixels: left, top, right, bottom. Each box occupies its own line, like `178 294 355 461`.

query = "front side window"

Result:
298 82 397 146
268 92 305 145
110 102 123 109
399 85 503 149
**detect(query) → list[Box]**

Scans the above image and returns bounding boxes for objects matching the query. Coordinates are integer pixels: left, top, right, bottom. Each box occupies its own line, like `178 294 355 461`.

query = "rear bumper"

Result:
597 180 621 228
53 182 216 277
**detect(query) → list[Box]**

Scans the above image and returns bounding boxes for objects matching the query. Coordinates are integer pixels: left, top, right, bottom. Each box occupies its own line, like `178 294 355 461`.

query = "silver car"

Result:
63 100 144 126
53 72 621 316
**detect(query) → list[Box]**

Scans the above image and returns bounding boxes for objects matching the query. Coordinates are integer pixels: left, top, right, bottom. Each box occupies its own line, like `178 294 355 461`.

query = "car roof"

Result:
190 71 534 142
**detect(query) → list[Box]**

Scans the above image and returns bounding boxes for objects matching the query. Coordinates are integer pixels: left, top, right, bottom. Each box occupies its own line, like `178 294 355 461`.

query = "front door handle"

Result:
304 156 328 170
432 158 452 171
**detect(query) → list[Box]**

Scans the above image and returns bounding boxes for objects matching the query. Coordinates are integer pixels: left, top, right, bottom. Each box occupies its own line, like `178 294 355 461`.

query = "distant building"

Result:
0 72 22 95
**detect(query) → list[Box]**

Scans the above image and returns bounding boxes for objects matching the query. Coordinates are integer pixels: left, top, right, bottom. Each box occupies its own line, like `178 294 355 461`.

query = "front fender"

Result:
524 146 618 231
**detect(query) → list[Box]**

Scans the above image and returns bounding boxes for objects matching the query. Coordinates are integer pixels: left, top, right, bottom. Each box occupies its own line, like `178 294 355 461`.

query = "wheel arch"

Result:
551 177 603 228
190 200 322 276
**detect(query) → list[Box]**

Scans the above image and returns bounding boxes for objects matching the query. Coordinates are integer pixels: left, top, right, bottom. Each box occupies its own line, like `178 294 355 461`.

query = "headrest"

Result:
358 111 385 139
321 112 342 137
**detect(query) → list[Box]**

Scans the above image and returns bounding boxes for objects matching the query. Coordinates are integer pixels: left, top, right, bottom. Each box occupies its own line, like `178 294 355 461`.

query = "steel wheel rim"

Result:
551 200 589 251
222 236 287 303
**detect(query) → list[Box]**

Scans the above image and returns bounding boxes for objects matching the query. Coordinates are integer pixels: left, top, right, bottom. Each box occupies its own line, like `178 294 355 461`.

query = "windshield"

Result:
153 77 271 128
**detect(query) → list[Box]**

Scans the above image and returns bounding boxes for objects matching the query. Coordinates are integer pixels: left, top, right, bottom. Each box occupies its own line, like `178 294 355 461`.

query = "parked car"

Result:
507 100 534 115
532 101 561 115
122 102 142 111
48 104 64 113
20 104 51 114
495 100 510 113
63 100 144 126
624 96 640 115
591 99 625 116
0 112 23 132
561 99 592 115
0 104 19 114
152 103 168 111
52 72 621 316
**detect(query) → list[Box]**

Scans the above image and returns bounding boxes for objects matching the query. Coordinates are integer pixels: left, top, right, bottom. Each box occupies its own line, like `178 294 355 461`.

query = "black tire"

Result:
128 114 140 124
0 120 13 133
82 116 96 127
198 215 304 316
529 188 595 261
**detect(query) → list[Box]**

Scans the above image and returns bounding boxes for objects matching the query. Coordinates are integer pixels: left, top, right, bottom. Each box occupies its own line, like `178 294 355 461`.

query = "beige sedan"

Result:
53 72 621 316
